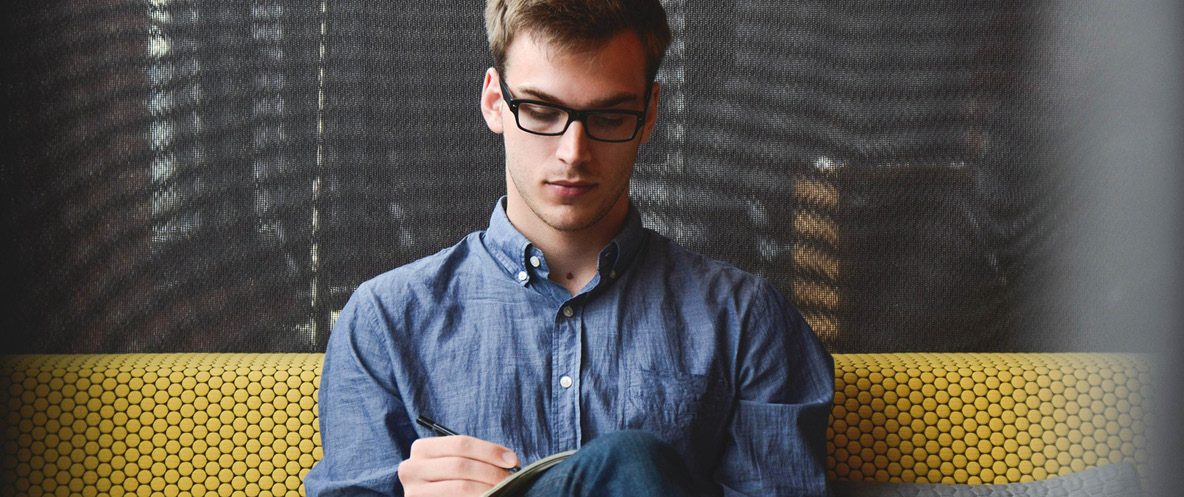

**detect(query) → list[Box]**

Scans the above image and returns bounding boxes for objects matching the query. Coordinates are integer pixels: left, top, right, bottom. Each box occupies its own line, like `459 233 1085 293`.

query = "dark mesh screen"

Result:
0 0 1129 353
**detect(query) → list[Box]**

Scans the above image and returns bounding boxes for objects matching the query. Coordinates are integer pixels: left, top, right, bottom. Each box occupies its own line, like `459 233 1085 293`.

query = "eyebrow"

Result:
516 86 642 109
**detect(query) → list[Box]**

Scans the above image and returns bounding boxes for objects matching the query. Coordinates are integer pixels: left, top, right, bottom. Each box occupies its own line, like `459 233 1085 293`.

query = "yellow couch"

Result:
0 353 1149 496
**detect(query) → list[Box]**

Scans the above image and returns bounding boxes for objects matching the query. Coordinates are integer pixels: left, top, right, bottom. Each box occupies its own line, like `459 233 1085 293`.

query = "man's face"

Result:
480 30 659 236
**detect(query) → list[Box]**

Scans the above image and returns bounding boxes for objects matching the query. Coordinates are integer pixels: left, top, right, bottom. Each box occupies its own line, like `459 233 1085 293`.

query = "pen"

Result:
415 415 520 473
415 415 459 437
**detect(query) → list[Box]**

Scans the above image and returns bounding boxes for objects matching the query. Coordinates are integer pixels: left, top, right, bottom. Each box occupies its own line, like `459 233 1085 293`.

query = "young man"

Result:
304 1 834 496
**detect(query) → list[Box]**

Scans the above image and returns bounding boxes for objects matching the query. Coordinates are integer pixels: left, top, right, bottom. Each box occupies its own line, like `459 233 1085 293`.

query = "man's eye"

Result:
589 114 629 128
521 105 563 122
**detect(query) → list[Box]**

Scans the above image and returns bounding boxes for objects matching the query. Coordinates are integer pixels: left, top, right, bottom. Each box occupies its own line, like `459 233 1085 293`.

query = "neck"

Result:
506 200 628 296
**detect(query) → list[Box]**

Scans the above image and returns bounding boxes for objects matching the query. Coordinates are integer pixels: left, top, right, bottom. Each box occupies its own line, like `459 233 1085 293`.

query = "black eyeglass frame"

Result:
498 75 652 143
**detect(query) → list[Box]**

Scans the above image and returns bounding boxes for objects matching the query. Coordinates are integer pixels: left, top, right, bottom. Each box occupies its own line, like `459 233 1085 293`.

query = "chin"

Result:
544 216 598 233
540 208 606 233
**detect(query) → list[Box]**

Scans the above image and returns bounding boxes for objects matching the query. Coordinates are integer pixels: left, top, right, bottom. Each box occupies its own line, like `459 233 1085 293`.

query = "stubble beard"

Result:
510 169 630 234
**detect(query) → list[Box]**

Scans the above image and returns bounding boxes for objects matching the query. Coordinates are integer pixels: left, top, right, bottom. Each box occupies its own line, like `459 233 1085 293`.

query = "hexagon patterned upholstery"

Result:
1 353 1149 496
1 354 322 497
828 354 1149 485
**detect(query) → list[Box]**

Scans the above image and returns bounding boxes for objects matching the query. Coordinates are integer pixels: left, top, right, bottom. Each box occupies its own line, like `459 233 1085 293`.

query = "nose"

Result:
555 120 591 165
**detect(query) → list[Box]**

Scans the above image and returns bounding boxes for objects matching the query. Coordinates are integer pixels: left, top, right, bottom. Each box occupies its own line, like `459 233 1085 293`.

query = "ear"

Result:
638 82 660 145
480 67 506 135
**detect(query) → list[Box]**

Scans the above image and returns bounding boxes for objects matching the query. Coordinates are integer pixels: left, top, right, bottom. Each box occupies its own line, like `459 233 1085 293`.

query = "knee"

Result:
581 430 681 465
588 430 668 453
525 431 699 497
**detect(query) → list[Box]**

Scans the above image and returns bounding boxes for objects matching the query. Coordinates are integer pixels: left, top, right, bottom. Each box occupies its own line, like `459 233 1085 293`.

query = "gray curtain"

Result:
3 0 1173 355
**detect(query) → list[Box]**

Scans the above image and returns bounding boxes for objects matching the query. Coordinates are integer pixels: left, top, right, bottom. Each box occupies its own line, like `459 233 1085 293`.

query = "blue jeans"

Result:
518 431 712 497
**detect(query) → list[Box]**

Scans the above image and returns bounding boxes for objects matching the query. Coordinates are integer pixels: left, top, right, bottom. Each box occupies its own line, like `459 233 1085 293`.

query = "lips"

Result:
546 179 596 198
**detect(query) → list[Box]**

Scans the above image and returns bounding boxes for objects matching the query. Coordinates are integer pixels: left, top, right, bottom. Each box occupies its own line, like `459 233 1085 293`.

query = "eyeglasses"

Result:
499 76 649 143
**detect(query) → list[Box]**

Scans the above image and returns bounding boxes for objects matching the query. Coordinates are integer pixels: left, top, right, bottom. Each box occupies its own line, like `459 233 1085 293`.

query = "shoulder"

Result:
637 230 826 371
633 230 807 336
641 229 781 299
349 231 488 313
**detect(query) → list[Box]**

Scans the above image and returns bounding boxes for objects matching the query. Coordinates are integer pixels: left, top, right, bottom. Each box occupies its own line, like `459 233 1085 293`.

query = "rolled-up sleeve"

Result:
304 283 414 497
716 280 835 497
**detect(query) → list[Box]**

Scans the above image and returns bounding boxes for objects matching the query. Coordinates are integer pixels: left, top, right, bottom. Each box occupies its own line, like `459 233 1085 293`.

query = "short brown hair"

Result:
485 0 672 86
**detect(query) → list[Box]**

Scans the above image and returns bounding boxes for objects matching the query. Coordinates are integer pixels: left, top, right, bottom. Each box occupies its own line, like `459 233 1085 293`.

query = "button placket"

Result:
552 301 581 451
557 305 576 389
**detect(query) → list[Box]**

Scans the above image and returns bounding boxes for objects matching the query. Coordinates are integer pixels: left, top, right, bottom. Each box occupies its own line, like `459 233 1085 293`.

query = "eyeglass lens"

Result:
515 102 641 142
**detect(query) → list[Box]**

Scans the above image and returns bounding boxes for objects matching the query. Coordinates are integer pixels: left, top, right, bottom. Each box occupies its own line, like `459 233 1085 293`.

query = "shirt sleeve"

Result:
304 283 414 497
715 279 835 497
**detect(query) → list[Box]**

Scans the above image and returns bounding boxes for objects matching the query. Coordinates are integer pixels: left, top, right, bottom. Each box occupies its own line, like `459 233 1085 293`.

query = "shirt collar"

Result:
483 196 647 286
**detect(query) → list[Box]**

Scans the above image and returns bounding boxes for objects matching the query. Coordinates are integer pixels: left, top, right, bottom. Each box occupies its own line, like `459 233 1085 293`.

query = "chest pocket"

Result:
623 368 731 471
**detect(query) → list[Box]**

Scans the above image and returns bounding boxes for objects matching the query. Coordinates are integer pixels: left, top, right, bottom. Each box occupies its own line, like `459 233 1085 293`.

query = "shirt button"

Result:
562 306 574 318
609 270 618 279
559 376 573 389
529 256 541 268
517 271 529 281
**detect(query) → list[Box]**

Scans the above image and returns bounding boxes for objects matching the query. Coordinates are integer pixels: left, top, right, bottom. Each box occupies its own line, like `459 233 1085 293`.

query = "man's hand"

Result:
398 435 520 497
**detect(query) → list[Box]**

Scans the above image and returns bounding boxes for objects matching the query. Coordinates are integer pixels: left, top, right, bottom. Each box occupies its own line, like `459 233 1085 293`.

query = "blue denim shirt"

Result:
304 199 835 496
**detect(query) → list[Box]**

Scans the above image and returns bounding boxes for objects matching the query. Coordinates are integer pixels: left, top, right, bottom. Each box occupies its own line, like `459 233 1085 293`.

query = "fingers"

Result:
399 436 520 497
410 435 519 470
403 455 512 486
